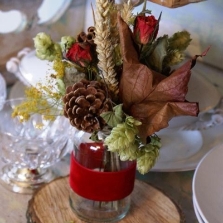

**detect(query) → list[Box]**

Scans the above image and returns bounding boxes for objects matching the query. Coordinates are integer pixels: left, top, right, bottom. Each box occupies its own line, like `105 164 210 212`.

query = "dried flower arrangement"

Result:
13 0 205 174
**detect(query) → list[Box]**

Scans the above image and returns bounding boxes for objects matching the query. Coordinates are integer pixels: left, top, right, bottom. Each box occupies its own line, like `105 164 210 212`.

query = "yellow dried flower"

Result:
13 80 64 122
53 59 65 79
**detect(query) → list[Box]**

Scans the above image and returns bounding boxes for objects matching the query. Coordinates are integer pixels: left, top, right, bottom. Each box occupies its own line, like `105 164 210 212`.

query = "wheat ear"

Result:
94 0 119 96
121 1 135 25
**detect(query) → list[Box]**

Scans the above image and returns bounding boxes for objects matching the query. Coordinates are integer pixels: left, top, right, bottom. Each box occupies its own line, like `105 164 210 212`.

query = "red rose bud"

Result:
134 15 159 45
66 42 92 67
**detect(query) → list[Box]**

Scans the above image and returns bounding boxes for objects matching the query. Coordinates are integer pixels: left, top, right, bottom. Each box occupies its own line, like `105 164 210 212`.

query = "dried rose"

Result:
66 43 92 67
133 15 158 45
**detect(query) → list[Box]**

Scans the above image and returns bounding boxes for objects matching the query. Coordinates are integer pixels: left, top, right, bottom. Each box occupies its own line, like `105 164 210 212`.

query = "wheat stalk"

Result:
94 0 119 96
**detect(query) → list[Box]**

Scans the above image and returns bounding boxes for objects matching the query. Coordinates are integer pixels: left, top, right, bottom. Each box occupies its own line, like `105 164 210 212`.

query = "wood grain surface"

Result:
27 177 184 223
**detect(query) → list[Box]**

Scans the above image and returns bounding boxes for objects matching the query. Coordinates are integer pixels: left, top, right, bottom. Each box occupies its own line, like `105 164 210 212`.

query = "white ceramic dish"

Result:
192 195 204 223
154 122 223 171
193 143 223 223
37 0 72 25
155 128 203 164
19 50 55 87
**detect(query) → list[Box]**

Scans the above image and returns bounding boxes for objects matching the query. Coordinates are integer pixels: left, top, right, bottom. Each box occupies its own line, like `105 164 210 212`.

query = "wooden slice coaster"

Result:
27 177 184 223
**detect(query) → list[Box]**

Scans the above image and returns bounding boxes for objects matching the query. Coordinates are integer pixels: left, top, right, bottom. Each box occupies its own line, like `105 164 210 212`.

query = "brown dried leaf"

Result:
118 15 199 139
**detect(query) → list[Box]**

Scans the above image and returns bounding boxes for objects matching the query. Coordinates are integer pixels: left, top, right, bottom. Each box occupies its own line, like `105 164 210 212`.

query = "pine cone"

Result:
63 79 112 133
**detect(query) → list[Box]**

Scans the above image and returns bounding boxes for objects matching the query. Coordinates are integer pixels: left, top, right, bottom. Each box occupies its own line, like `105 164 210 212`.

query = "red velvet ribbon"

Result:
69 143 136 201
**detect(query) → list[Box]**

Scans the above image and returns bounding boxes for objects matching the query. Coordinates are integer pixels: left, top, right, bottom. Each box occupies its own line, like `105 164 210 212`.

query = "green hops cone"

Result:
119 142 138 161
136 147 159 174
104 116 141 153
33 32 62 61
164 49 185 66
137 135 161 174
105 123 136 152
168 30 191 52
60 36 75 53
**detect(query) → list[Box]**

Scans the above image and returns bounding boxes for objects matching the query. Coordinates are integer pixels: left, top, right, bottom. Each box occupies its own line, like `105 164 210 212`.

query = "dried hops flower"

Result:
33 32 62 61
60 36 75 53
136 136 160 175
105 116 141 152
63 79 112 133
104 115 161 173
104 116 141 158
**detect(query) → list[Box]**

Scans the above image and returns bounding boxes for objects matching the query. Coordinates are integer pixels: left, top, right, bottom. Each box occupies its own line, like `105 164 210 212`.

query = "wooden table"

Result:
136 171 196 223
0 154 197 223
